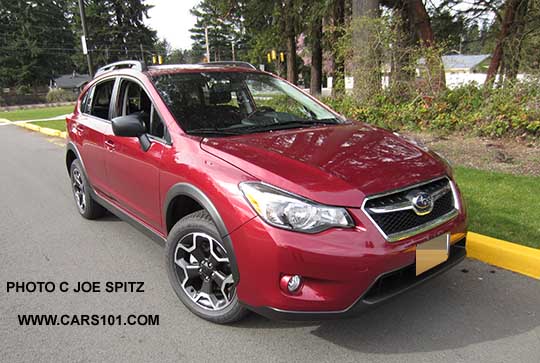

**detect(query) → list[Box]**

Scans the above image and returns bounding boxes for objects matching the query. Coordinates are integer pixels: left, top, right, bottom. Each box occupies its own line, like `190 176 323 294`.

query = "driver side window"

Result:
117 79 168 141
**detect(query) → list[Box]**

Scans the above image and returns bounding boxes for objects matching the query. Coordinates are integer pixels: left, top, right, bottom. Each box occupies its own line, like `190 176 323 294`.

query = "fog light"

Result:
280 274 303 294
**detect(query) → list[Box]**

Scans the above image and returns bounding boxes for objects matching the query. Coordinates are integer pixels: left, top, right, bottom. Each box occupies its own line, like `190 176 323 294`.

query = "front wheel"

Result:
165 210 248 324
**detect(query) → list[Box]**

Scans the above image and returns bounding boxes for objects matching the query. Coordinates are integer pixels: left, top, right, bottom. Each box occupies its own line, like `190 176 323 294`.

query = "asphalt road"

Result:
1 124 539 363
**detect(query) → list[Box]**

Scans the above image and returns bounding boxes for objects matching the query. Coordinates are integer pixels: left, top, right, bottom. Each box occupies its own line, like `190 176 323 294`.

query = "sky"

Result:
145 0 201 50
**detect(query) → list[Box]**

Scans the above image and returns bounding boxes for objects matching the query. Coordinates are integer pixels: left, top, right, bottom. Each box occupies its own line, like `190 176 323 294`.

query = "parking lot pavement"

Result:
1 125 539 363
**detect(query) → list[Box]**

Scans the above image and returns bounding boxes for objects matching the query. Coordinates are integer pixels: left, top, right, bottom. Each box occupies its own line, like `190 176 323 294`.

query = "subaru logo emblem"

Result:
411 192 434 216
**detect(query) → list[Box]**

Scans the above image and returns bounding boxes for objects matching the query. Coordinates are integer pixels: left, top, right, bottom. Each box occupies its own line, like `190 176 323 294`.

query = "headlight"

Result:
239 182 354 233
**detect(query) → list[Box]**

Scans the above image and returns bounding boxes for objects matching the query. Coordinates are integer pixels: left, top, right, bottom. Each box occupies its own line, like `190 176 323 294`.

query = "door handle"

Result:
105 140 116 151
74 124 85 136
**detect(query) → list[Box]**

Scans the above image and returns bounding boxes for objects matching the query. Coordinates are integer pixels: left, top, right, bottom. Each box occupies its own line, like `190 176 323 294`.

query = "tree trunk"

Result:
310 18 323 97
504 0 528 83
284 0 298 84
485 0 520 88
351 0 380 102
286 34 297 84
329 0 345 96
407 0 446 92
389 2 415 98
408 0 434 46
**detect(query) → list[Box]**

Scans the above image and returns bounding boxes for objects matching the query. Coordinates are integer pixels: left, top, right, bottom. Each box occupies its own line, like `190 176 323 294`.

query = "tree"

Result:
0 0 75 87
429 7 488 54
166 49 198 64
309 18 323 96
430 9 467 52
69 0 156 71
327 0 347 95
351 0 381 101
377 0 446 95
109 0 156 61
190 0 243 62
501 0 530 82
282 0 301 84
190 0 305 84
407 0 446 91
303 0 327 95
485 0 522 87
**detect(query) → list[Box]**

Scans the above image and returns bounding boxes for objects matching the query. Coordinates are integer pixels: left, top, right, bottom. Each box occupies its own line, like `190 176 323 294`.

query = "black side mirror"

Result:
111 114 151 152
112 114 145 137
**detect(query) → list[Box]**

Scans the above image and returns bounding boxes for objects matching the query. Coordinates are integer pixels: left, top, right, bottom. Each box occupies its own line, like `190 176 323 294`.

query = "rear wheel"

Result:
70 159 106 219
166 210 248 324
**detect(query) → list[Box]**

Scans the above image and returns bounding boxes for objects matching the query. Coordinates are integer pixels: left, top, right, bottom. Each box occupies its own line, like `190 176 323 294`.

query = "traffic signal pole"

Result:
78 0 94 77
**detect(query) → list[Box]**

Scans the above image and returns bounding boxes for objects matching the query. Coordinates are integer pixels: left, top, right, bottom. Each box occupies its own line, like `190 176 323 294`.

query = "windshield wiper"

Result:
237 119 340 132
187 128 245 136
277 119 340 126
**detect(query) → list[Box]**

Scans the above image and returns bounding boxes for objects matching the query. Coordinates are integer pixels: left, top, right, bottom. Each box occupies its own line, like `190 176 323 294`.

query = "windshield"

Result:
152 72 345 135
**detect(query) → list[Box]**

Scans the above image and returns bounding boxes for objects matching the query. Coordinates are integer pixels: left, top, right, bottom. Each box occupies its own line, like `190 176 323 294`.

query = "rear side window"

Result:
80 89 91 114
90 80 115 120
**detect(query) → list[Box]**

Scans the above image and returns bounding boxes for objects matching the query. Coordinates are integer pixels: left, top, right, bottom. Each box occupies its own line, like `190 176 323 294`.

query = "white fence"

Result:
319 73 530 94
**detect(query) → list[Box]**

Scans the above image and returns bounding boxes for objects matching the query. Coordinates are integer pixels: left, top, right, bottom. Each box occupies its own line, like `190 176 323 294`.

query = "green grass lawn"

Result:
30 119 67 131
455 167 540 249
0 105 74 122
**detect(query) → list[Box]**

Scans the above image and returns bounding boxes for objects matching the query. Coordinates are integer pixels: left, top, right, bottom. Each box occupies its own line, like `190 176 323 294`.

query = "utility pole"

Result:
140 44 145 63
231 41 235 61
78 0 94 77
204 26 211 62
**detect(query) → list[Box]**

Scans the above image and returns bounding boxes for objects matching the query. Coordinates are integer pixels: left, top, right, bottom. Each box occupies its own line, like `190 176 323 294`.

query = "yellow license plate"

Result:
416 234 449 276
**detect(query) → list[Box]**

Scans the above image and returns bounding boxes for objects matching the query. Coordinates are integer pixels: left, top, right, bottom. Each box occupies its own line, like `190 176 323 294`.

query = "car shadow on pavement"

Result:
99 211 124 222
238 260 540 353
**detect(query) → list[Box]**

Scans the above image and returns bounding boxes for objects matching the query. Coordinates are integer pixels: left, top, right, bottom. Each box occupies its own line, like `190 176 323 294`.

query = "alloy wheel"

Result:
173 232 235 311
71 168 86 213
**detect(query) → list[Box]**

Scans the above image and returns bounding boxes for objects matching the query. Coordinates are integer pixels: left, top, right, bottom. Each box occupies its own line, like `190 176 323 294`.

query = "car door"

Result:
73 78 117 196
104 77 169 231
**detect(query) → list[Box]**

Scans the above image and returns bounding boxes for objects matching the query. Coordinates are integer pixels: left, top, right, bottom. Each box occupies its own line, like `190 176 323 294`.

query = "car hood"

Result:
200 123 448 208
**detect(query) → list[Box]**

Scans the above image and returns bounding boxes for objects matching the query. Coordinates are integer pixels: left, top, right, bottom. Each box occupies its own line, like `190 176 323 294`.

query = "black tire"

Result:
70 159 106 220
166 210 248 324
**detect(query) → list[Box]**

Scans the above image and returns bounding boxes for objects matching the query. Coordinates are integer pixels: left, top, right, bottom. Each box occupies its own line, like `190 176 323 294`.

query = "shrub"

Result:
15 85 32 95
46 88 77 103
324 81 540 140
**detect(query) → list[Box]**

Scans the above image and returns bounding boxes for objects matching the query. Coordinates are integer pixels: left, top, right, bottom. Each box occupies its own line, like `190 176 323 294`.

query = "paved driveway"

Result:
1 125 539 362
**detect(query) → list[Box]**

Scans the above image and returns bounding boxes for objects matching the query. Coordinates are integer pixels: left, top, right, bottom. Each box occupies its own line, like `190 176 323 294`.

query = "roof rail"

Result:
198 61 257 70
95 60 147 77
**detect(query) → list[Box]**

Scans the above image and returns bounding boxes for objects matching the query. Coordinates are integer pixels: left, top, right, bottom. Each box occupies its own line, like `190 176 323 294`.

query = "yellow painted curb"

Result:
467 232 540 280
12 120 67 139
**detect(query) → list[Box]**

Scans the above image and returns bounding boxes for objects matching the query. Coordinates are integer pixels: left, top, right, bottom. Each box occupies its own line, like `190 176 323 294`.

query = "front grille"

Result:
364 177 457 241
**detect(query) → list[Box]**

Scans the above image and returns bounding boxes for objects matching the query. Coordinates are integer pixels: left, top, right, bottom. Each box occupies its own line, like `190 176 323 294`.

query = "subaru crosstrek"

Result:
66 60 467 323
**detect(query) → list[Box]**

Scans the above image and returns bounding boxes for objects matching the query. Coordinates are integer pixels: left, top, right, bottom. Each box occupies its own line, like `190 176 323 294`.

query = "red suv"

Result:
66 61 467 323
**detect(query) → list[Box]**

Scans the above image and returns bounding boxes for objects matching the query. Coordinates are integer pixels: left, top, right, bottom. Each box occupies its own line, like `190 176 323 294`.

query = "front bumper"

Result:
247 238 466 320
229 206 467 320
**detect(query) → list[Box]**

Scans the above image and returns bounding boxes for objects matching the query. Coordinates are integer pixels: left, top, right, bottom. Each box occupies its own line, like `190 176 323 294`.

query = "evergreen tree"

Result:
0 0 74 87
190 0 243 62
69 0 157 71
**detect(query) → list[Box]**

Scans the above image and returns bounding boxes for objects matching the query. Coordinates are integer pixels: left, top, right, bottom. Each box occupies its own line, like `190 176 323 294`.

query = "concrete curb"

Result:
467 232 540 280
1 118 67 139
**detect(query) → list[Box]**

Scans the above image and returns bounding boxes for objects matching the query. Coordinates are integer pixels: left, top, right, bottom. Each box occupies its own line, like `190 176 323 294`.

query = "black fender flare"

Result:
66 141 86 176
164 183 240 283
